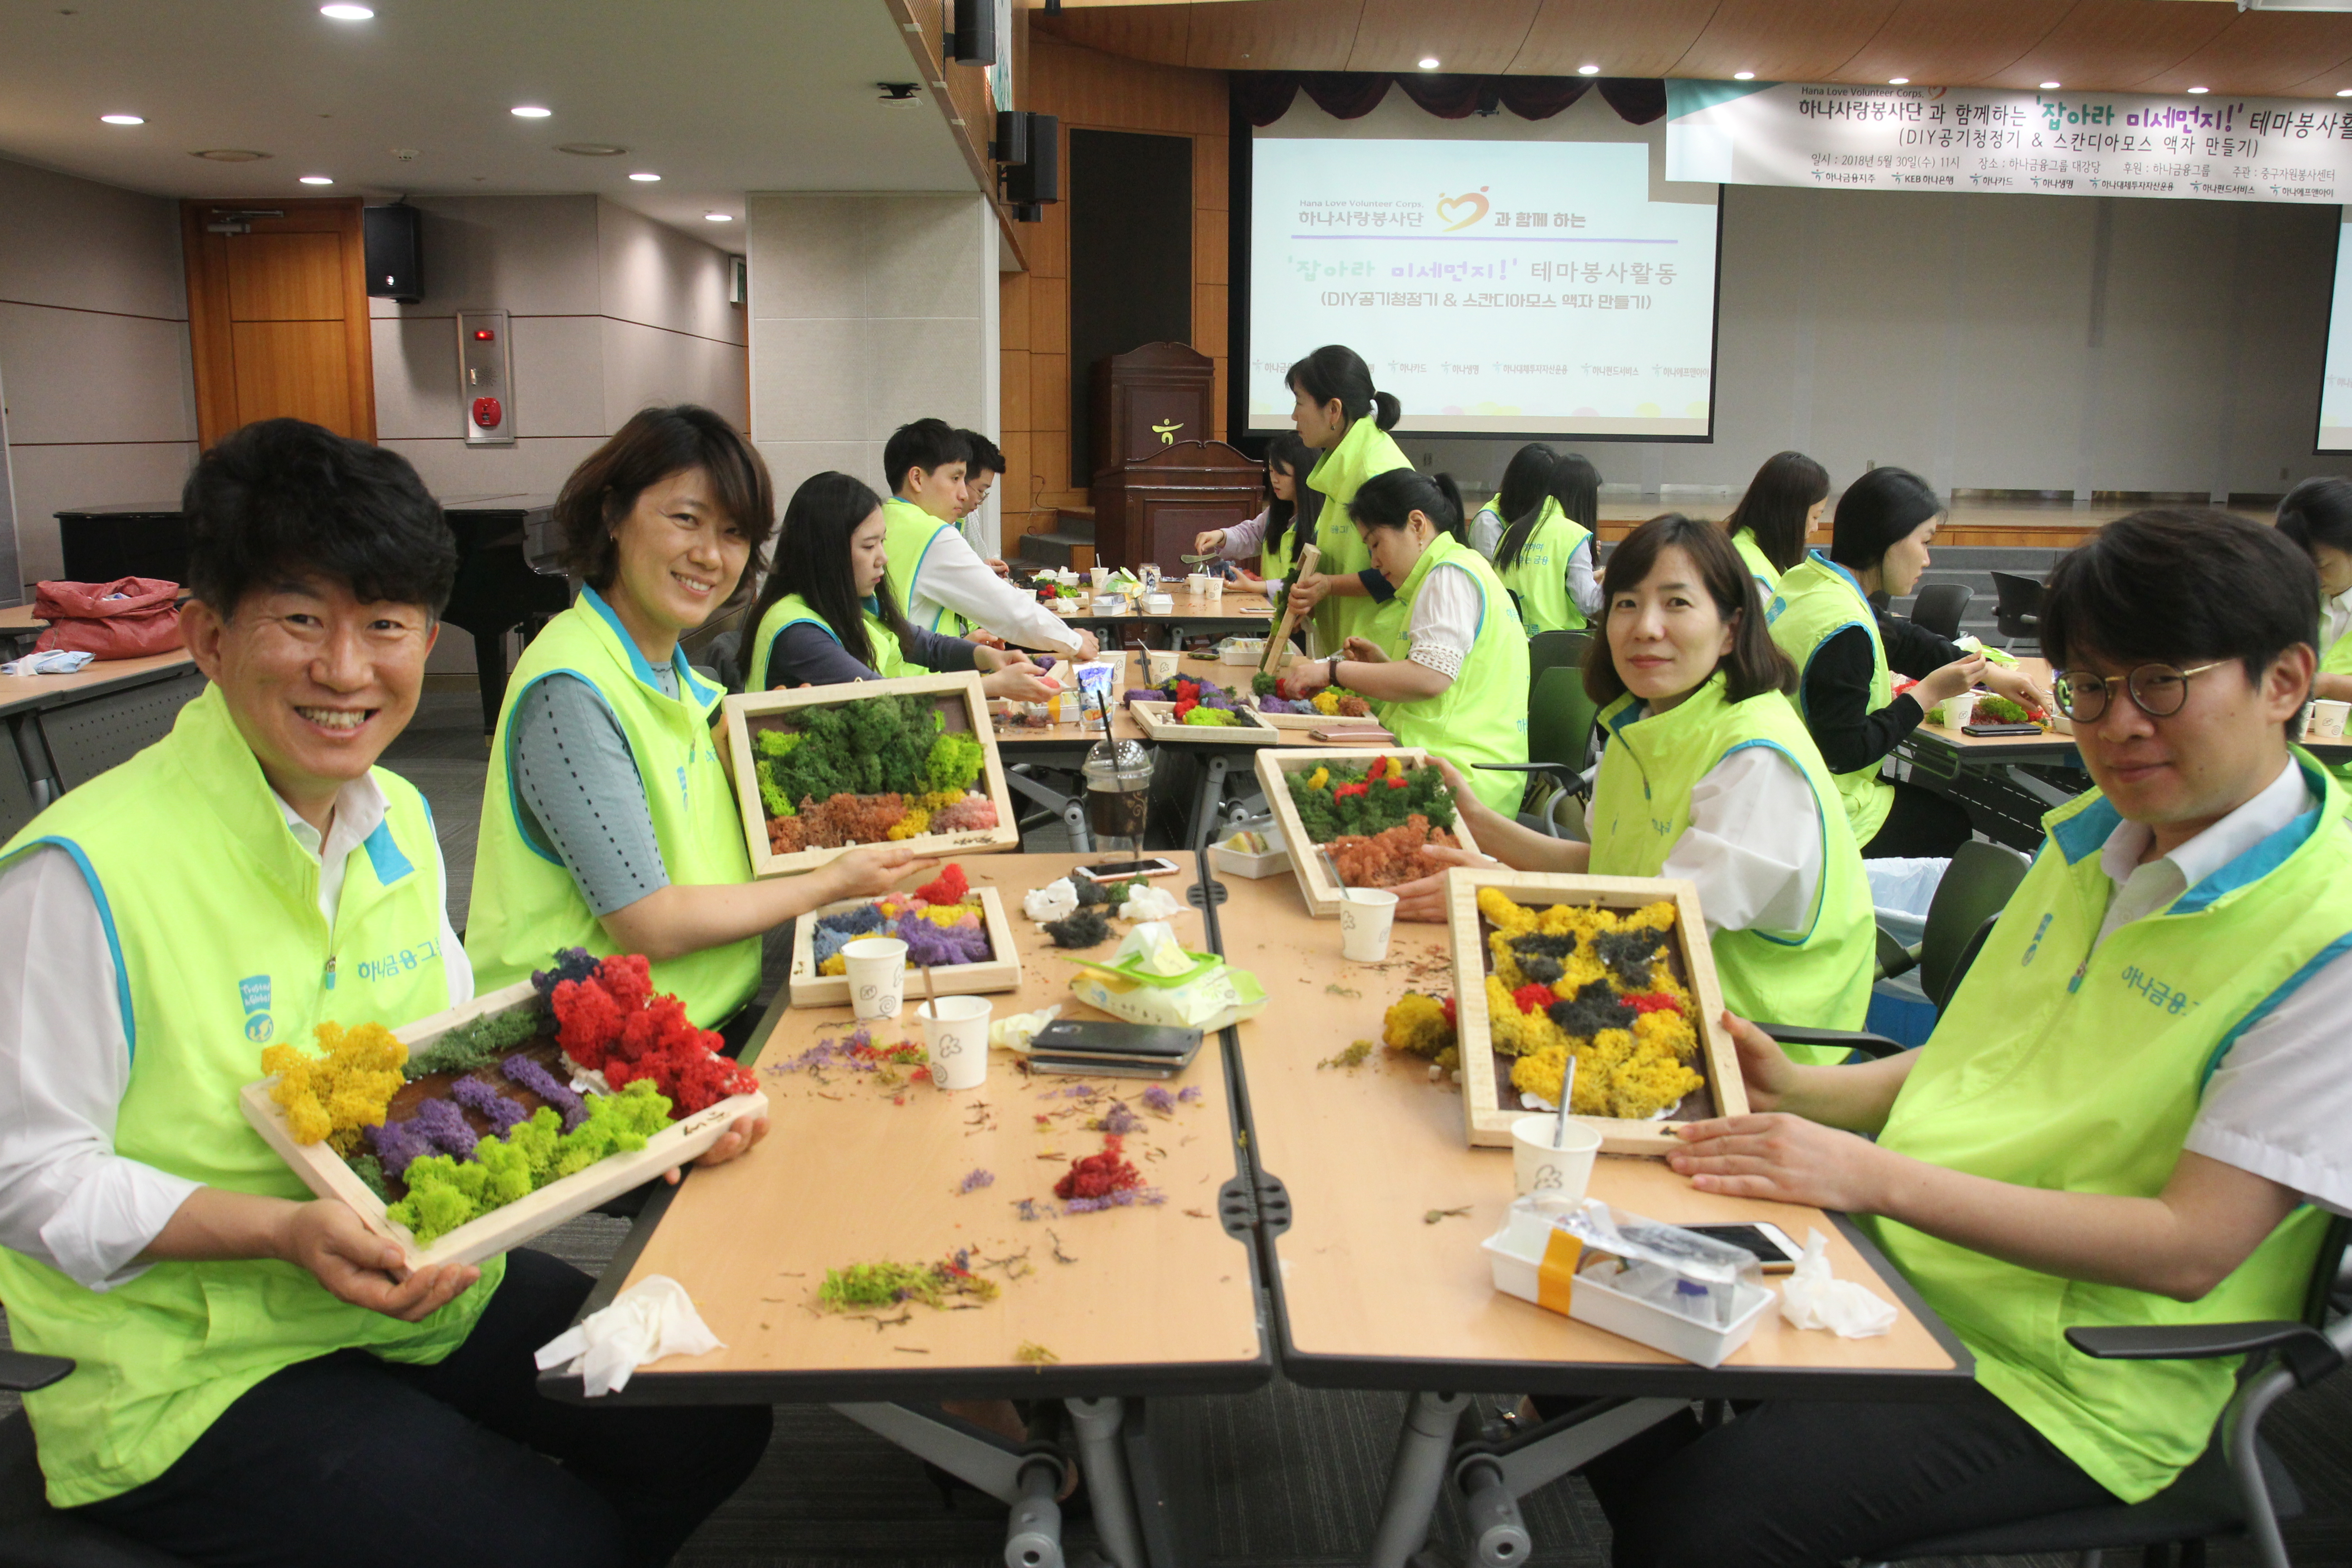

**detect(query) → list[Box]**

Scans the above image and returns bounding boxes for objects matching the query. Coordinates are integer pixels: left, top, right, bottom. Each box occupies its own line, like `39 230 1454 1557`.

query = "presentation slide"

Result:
2320 216 2352 454
1247 136 1720 439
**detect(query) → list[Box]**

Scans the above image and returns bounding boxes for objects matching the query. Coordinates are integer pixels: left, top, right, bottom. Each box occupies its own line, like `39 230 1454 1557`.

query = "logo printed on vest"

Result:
2120 963 2195 1015
239 973 272 1043
2019 911 2053 966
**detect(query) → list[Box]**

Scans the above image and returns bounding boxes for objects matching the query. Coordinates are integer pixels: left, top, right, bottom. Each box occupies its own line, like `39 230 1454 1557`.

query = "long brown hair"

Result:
1583 513 1795 706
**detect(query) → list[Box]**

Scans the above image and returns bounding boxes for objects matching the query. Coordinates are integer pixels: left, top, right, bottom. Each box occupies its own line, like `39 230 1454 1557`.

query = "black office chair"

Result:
0 1352 190 1568
1907 582 1973 642
1990 570 2046 647
1877 840 2031 1011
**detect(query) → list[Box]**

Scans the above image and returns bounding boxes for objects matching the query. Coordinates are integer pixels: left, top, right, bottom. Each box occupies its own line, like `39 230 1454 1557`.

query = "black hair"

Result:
183 416 456 618
1348 469 1464 543
1583 513 1795 708
1493 443 1558 535
1496 452 1599 575
2276 476 2352 558
956 429 1006 478
1262 431 1319 559
882 418 970 495
1828 465 1941 572
1285 344 1401 432
2043 509 2318 695
747 471 911 678
554 404 774 596
1725 450 1830 575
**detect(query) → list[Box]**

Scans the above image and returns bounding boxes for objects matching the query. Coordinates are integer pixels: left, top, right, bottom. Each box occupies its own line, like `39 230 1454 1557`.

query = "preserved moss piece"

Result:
1044 909 1112 949
405 1006 546 1081
1594 928 1666 990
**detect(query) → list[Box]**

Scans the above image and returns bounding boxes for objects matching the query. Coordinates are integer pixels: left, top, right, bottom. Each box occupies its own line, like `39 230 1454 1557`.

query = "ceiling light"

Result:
319 4 373 17
2337 88 2352 98
1888 78 1909 86
1733 71 1755 81
100 113 144 125
1418 56 1440 70
510 105 551 118
703 211 732 222
2039 81 2061 90
1577 64 1600 76
628 171 660 181
299 174 333 185
192 148 269 162
2188 85 2209 94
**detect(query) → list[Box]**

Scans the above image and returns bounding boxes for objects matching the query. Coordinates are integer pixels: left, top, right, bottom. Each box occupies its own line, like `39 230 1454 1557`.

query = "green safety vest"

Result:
747 592 910 690
1731 527 1782 595
1305 416 1413 654
1495 497 1592 634
1372 532 1530 818
0 685 499 1506
1767 551 1896 847
2321 624 2352 809
1261 515 1298 587
468 588 760 1029
1868 755 2352 1503
881 496 970 637
1587 674 1874 1062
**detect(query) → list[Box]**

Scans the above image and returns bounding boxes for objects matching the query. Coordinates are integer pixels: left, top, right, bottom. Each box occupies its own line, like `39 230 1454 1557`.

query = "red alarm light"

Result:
471 396 503 430
472 328 495 341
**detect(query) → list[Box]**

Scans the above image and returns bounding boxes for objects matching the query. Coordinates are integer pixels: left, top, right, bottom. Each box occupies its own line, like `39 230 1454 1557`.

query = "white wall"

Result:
0 156 197 592
746 193 1002 554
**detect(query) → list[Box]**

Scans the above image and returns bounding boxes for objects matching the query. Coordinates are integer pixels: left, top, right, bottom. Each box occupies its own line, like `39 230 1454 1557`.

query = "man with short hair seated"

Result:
0 419 770 1567
1583 509 2352 1568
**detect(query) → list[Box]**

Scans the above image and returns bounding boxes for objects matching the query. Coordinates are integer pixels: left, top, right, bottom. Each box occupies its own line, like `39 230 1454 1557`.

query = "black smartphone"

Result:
1683 1221 1804 1274
1028 1019 1202 1078
1074 857 1182 882
1961 721 2043 737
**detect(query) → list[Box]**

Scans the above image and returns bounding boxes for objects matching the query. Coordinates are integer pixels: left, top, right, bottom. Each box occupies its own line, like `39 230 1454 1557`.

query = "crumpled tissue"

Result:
1024 878 1078 922
1115 920 1193 976
1778 1228 1897 1338
534 1274 724 1396
1 649 94 676
990 1004 1062 1054
1117 884 1183 923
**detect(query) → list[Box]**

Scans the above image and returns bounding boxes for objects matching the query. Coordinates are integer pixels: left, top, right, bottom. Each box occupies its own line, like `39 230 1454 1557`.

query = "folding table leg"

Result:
1066 1396 1147 1568
1189 754 1232 853
1367 1390 1474 1568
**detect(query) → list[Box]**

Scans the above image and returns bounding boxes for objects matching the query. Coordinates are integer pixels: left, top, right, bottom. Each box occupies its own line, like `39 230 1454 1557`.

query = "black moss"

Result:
1546 982 1636 1042
1593 928 1665 990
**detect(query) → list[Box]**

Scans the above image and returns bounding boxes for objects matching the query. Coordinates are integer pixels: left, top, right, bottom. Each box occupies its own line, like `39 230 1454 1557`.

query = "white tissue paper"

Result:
1115 920 1194 976
990 1004 1062 1055
1118 884 1183 923
1778 1228 1898 1338
534 1274 724 1396
1 649 94 676
1023 878 1078 922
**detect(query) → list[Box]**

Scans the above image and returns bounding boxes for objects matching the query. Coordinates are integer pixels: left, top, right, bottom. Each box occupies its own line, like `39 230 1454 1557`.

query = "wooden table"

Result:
0 650 204 841
1203 864 1970 1567
1059 585 1278 652
544 853 1265 1568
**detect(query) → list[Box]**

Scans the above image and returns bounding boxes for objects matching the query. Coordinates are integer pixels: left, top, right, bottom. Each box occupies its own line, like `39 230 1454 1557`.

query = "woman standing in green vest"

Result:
1276 345 1415 654
468 409 926 1041
1721 448 1828 594
1193 432 1319 587
1492 451 1602 634
1765 465 2046 858
745 471 1060 696
1588 512 2352 1565
1390 514 1874 1050
1468 442 1557 560
1279 470 1531 817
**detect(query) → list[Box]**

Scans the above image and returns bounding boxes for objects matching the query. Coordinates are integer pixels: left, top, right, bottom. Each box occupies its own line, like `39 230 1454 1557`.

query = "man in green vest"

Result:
0 418 770 1563
1573 510 2352 1564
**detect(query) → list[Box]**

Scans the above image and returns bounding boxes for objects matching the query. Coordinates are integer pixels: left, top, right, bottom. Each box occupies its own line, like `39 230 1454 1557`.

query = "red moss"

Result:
916 863 969 906
1622 992 1684 1016
1510 982 1555 1015
1053 1134 1145 1201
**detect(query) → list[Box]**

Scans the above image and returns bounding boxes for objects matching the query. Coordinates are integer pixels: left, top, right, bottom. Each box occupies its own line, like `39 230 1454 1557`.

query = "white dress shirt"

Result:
2323 586 2352 653
905 523 1082 655
1403 561 1484 680
0 773 471 1292
1658 743 1826 938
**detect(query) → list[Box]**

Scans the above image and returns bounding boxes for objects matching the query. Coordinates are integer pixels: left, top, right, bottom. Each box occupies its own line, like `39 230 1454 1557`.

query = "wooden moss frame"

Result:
723 672 1020 877
1442 867 1745 1155
786 885 1022 1007
1128 700 1282 744
240 979 769 1270
1250 747 1484 918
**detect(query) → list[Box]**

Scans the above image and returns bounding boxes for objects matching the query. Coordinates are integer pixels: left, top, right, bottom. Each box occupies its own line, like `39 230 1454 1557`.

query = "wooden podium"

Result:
1089 343 1262 575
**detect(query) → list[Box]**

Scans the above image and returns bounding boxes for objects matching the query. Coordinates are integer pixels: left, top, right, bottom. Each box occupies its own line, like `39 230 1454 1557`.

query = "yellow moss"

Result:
1478 886 1538 938
1312 690 1342 715
264 1020 406 1151
1304 765 1329 792
1382 993 1456 1058
887 808 933 841
1485 974 1562 1058
1606 1049 1704 1120
819 954 846 976
1633 1009 1699 1061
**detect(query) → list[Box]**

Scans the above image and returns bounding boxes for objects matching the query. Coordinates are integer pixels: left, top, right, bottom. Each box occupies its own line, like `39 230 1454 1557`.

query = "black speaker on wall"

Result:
1004 113 1059 219
948 0 996 64
363 203 423 304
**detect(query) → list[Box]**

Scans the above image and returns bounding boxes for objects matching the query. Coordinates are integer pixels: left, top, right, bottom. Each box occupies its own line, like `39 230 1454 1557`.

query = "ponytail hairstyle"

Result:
1583 513 1795 708
747 470 911 679
1286 344 1401 433
1263 431 1318 559
1493 443 1558 535
1349 468 1465 544
1723 450 1830 575
1495 451 1598 575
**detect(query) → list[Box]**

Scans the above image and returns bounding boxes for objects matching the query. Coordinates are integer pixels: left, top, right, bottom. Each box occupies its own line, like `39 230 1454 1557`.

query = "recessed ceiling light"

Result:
628 171 660 181
192 148 269 162
1888 78 1909 86
2337 88 2352 98
1733 71 1755 81
2039 81 2061 90
1418 56 1441 70
299 174 333 185
556 142 627 156
1577 64 1600 76
100 113 144 125
510 105 552 118
704 211 732 222
319 3 373 18
2188 85 2209 94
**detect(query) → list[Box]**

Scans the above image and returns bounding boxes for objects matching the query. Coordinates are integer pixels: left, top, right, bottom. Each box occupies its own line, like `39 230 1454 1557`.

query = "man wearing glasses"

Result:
1573 510 2352 1568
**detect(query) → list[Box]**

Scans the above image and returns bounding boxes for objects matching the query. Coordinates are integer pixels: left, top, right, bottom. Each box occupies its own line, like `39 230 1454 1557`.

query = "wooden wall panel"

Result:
1960 0 2232 91
1835 0 2069 87
1671 0 1903 83
225 233 346 321
230 322 355 432
1506 0 1716 78
2145 13 2352 98
1345 0 1540 75
1181 0 1362 72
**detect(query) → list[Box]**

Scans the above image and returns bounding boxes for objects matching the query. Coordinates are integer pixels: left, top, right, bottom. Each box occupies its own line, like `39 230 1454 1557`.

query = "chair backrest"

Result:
1910 581 1974 641
1527 628 1590 686
1527 664 1601 779
1989 570 2046 619
1922 840 2031 1009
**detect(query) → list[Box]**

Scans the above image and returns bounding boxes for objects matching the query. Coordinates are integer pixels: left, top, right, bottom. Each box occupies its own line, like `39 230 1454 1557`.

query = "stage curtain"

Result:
1233 72 1659 128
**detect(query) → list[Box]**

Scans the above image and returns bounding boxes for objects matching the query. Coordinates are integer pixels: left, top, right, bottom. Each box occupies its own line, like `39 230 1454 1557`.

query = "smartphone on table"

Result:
1074 857 1183 883
1682 1221 1805 1274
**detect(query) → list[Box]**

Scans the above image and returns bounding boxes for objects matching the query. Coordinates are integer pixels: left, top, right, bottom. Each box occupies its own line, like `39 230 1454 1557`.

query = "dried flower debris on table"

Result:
753 694 999 854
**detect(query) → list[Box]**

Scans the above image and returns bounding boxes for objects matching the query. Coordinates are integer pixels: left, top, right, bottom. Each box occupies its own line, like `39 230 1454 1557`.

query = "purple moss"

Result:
812 903 889 966
897 911 991 967
956 1168 996 1195
1014 1197 1057 1221
499 1053 587 1131
1140 1085 1175 1115
531 947 598 998
1090 1102 1143 1136
366 1098 478 1181
1062 1186 1167 1214
451 1075 527 1137
1178 1086 1202 1103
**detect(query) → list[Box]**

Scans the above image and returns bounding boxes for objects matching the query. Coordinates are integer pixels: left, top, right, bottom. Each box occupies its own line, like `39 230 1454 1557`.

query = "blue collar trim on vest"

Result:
1807 549 1872 607
2050 794 2124 864
579 585 721 710
19 836 135 1061
906 525 956 634
360 818 414 887
2202 926 2352 1090
2174 805 2323 916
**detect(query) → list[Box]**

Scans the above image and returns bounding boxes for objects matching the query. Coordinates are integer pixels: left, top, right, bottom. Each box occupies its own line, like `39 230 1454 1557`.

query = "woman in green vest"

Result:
1492 451 1602 634
1765 464 2046 858
1468 442 1556 560
1589 511 2352 1564
745 471 1059 696
1279 470 1531 817
469 408 926 1039
1721 448 1828 594
1276 344 1414 654
2276 476 2352 808
1390 514 1874 1050
1193 431 1319 586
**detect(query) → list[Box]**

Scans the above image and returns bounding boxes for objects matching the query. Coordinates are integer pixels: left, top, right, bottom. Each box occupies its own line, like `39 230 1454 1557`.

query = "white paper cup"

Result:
1090 565 1110 591
2313 699 2350 740
1186 573 1212 595
1510 1114 1602 1200
919 995 993 1089
843 937 907 1021
1942 690 1978 729
1203 576 1224 600
1339 887 1399 961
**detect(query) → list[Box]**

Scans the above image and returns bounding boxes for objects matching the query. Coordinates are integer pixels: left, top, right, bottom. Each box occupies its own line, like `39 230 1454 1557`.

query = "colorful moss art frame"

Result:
787 882 1023 1008
1441 867 1746 1155
1252 747 1485 918
722 672 1019 877
1126 700 1282 745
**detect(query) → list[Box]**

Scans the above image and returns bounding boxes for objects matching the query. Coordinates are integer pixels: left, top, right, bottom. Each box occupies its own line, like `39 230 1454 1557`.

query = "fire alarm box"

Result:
456 309 514 446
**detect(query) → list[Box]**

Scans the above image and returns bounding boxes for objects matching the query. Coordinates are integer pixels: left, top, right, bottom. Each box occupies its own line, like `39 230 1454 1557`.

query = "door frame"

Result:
180 196 376 448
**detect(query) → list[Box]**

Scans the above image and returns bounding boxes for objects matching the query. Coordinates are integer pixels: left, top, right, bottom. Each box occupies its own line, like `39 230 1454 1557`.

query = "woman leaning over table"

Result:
1278 469 1530 817
1194 431 1320 588
1275 344 1415 654
466 407 925 1045
1392 514 1874 1060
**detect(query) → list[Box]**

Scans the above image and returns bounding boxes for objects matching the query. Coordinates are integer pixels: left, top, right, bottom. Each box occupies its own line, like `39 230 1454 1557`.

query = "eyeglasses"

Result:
2053 662 2225 722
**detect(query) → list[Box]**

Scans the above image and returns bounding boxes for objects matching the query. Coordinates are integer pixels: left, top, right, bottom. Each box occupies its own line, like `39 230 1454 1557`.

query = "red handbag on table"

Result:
31 576 185 660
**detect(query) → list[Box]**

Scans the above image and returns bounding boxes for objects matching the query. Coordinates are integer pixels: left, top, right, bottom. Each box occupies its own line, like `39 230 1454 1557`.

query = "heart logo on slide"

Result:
1436 187 1491 232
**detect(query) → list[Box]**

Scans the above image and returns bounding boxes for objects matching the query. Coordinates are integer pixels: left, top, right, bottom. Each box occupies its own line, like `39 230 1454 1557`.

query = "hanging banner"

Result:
1664 79 2352 206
